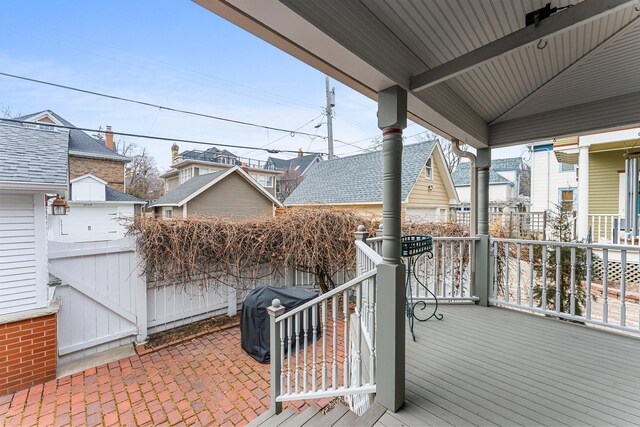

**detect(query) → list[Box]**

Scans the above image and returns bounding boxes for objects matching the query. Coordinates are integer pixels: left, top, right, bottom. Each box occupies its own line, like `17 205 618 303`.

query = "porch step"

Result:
251 401 387 427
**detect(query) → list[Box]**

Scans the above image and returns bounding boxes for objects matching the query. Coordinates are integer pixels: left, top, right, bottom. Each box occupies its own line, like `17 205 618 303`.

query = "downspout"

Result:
451 138 477 236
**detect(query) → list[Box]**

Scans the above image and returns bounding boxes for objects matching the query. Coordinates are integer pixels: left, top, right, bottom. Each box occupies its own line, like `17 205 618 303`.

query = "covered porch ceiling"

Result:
195 0 640 149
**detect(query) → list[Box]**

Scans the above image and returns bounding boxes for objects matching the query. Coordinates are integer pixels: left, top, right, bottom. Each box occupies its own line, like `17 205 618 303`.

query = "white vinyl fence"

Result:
49 237 352 363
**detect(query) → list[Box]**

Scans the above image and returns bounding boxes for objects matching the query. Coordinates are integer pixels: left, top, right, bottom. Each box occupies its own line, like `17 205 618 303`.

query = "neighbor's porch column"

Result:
475 147 491 306
577 145 590 240
376 85 407 412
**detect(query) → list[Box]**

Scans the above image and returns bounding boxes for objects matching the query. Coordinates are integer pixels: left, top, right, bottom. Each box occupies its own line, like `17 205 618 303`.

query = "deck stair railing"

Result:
267 227 382 414
490 237 640 334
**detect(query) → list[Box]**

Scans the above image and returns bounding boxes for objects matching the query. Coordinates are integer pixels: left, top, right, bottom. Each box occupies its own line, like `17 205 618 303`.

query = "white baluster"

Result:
332 294 337 390
287 316 292 394
541 245 548 310
303 308 308 393
312 304 317 392
321 299 327 391
620 250 627 327
586 247 592 319
295 312 300 394
570 247 576 316
555 245 561 313
516 243 521 305
529 243 534 308
505 242 510 303
603 249 609 323
343 290 350 389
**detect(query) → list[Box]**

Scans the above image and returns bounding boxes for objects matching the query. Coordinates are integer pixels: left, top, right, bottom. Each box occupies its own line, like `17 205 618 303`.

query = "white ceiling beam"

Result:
488 90 640 147
410 0 637 92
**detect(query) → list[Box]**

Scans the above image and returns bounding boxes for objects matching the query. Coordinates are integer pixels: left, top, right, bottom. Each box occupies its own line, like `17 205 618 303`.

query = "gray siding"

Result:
154 205 182 218
186 173 273 219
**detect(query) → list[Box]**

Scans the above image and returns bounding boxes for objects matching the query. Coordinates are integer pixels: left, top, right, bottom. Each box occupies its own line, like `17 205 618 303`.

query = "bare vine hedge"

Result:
132 209 467 293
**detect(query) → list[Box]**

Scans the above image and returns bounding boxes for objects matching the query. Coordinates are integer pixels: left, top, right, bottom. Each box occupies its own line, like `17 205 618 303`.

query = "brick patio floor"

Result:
0 326 333 427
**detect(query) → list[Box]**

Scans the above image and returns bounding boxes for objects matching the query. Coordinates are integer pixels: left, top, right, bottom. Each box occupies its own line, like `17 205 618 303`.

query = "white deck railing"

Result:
367 236 479 302
267 234 381 413
490 237 640 334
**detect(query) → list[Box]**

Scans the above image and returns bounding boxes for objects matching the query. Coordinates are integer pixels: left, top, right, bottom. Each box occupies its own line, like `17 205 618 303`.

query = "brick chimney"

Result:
105 126 114 151
298 149 303 158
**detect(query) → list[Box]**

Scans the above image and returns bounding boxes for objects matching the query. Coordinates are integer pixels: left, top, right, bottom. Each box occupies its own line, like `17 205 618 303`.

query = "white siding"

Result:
48 204 135 243
455 184 513 205
0 192 46 315
71 177 106 202
531 149 578 212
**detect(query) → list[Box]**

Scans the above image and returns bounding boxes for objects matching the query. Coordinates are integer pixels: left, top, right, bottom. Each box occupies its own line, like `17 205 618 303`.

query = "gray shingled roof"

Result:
151 170 227 206
14 110 130 162
268 154 321 174
0 123 68 186
105 187 144 203
284 140 437 205
452 159 520 187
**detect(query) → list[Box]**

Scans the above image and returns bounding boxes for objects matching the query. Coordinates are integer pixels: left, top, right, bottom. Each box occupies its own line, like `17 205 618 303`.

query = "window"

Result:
250 173 274 188
163 208 173 218
559 189 576 212
559 162 576 172
37 124 54 131
179 168 193 184
425 157 433 180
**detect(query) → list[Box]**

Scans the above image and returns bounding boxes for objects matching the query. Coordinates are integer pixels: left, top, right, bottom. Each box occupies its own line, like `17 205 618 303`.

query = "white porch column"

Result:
577 145 590 240
475 148 491 307
376 85 407 412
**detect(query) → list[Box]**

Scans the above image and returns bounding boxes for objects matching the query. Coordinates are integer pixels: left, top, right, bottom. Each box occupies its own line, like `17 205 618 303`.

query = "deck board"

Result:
397 305 640 426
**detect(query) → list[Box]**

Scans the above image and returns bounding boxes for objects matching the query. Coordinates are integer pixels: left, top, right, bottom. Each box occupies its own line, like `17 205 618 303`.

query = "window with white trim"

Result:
559 162 576 172
163 208 173 218
250 173 274 188
425 157 433 180
179 168 193 184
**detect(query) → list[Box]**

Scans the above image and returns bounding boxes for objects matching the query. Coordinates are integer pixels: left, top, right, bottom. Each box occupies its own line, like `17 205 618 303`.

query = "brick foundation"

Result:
0 313 57 396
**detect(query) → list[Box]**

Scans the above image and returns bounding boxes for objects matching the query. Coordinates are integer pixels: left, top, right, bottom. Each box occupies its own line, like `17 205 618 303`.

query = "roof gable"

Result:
452 158 521 187
152 166 282 207
284 140 437 205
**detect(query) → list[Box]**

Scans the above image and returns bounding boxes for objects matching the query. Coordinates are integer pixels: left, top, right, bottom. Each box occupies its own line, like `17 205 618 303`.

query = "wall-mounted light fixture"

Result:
46 194 69 215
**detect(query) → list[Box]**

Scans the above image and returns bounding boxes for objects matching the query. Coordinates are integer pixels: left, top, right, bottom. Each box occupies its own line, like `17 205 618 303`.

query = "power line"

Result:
0 72 331 139
2 118 325 155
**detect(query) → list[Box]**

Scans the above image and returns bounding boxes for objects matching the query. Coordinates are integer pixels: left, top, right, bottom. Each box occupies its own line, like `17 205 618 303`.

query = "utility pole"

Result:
325 76 335 159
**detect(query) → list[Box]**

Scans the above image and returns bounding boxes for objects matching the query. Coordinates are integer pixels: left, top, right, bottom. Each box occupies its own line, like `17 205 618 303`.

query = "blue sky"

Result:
0 1 522 171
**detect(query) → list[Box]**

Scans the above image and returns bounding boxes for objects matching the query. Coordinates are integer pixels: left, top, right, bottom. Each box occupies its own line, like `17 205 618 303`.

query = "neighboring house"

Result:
266 150 323 201
532 128 640 243
13 110 145 242
452 157 524 213
0 122 68 394
162 144 281 196
284 140 459 220
151 166 282 219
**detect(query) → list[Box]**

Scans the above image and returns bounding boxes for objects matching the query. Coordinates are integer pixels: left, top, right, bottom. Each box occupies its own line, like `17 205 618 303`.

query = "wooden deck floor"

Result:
377 305 640 426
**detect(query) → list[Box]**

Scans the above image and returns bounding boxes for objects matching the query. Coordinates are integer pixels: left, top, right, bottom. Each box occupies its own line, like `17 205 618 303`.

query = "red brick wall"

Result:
0 314 57 396
69 156 126 192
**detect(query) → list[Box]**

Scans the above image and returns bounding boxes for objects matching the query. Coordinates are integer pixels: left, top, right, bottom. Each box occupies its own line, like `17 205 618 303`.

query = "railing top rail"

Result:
275 268 377 323
366 236 479 243
588 213 621 216
490 237 640 251
355 240 383 264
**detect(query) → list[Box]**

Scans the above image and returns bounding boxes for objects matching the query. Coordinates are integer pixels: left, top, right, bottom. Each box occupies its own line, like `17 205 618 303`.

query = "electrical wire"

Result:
1 118 325 155
0 72 331 139
243 113 324 157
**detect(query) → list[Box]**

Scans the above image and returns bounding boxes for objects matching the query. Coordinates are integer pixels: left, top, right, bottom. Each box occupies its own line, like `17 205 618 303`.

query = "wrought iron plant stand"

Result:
402 235 443 341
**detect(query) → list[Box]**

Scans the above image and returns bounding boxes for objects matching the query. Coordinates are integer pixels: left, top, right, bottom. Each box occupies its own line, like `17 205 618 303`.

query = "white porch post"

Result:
577 145 590 240
475 148 492 307
376 85 406 412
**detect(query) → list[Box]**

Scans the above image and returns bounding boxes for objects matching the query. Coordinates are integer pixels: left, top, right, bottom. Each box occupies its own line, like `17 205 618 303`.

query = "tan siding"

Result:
186 173 273 218
406 162 451 209
589 150 625 215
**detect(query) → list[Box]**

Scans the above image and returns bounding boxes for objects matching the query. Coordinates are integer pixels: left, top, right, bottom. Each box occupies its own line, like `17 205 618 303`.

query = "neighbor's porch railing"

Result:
267 229 382 413
490 237 640 334
368 235 479 302
587 213 640 246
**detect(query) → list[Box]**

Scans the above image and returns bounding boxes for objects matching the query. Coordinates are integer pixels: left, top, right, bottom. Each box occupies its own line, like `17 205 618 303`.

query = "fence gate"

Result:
48 237 146 365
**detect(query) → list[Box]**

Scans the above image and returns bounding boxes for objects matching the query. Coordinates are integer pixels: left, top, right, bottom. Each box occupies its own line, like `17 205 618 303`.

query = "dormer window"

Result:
37 124 55 131
425 157 433 180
